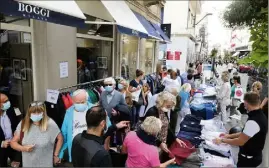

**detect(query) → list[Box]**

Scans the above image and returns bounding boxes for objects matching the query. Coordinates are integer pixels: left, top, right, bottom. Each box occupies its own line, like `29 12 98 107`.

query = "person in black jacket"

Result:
142 91 186 162
213 92 268 167
71 106 129 167
0 93 21 167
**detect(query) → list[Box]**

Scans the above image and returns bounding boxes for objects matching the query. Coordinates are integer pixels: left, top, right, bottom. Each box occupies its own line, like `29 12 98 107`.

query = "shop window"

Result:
144 41 155 75
121 35 139 80
0 13 30 26
0 29 33 116
77 38 112 83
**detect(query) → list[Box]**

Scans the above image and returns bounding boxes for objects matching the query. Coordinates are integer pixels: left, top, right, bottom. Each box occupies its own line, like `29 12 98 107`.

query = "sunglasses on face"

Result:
104 84 113 86
30 101 44 107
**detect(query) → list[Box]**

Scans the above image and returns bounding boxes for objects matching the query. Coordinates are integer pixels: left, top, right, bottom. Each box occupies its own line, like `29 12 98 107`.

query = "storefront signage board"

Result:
0 0 85 28
59 62 68 78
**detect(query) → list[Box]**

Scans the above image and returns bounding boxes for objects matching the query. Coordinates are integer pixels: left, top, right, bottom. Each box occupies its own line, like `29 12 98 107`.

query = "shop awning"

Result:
0 0 86 27
151 23 171 43
232 51 240 57
133 11 162 41
100 0 148 38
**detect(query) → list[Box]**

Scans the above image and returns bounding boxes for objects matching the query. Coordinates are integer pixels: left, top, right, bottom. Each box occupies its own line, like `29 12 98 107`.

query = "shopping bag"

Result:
234 87 243 101
131 89 142 102
139 105 146 117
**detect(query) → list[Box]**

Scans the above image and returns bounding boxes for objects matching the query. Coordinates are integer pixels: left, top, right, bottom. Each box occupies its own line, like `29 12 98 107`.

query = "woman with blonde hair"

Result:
122 116 175 168
251 81 263 95
10 101 63 167
118 78 133 107
143 91 187 154
217 71 231 124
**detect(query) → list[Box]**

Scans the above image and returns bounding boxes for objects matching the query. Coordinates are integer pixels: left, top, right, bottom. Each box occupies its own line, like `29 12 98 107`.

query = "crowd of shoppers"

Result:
0 60 267 168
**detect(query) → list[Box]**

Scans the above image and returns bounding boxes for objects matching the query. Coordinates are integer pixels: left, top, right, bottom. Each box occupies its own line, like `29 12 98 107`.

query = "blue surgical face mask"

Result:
74 103 88 112
30 112 43 122
118 84 124 90
1 101 11 111
105 86 113 92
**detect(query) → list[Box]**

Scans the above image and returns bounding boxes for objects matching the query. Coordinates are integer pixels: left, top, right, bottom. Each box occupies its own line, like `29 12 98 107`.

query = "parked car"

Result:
239 64 253 73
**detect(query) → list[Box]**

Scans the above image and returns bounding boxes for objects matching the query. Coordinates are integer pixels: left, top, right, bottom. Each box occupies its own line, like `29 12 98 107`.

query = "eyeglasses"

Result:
30 101 44 107
104 84 113 86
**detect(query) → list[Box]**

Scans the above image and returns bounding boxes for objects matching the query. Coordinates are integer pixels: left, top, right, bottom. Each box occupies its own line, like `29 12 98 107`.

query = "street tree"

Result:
222 0 268 68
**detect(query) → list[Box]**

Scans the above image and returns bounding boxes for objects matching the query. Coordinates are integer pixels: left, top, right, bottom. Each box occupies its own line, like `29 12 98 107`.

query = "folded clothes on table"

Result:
199 148 235 167
180 149 202 168
177 132 204 147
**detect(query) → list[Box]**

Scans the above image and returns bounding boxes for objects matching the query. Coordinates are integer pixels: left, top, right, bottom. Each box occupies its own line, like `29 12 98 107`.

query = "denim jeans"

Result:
131 105 141 127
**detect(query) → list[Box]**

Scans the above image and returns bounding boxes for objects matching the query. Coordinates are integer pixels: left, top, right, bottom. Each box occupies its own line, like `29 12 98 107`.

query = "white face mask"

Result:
161 107 170 112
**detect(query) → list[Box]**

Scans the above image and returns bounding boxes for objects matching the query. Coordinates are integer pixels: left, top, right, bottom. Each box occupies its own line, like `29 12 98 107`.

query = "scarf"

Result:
136 128 157 146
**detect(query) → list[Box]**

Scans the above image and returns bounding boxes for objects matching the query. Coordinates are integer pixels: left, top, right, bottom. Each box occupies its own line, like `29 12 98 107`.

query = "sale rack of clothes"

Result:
45 78 107 128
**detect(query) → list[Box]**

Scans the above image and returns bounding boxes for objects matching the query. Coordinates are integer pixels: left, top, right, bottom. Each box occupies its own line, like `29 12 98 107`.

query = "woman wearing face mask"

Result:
142 91 187 159
10 101 63 167
118 79 133 107
128 69 147 128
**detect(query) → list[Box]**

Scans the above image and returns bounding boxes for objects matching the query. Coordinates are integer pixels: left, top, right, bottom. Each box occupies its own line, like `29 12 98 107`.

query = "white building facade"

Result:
161 0 202 73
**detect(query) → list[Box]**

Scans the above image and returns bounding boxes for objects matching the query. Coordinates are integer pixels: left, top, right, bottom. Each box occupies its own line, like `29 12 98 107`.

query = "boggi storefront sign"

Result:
18 2 50 18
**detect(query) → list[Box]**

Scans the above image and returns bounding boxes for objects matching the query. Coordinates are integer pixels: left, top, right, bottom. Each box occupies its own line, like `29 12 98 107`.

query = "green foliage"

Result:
222 0 268 28
210 48 218 58
223 0 268 68
238 7 268 68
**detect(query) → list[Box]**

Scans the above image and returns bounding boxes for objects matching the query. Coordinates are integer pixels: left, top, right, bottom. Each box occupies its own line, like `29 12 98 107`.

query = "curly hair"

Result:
156 91 176 109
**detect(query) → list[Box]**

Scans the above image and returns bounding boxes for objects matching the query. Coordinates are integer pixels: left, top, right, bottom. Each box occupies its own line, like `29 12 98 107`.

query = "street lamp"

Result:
194 13 213 27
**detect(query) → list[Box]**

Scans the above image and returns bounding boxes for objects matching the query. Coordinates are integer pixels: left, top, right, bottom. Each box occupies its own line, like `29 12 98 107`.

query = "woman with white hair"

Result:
122 116 175 168
217 71 231 124
143 91 187 154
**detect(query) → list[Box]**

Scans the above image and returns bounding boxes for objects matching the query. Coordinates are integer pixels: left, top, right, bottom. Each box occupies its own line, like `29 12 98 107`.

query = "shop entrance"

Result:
0 28 33 116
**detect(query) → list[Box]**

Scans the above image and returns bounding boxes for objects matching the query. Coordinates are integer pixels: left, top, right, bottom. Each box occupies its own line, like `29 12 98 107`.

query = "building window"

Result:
77 38 112 83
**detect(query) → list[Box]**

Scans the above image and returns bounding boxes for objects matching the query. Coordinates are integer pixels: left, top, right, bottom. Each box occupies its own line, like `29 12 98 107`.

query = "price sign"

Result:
46 89 60 104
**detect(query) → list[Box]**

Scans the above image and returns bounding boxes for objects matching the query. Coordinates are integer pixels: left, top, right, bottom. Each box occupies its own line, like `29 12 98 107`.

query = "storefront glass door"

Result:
121 34 139 80
0 29 33 116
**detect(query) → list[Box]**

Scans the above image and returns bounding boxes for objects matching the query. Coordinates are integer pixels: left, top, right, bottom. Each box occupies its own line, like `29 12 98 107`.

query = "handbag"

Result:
234 86 243 101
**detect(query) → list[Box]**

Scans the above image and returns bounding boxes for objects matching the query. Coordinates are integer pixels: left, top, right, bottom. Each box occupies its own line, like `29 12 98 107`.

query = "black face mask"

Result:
136 128 157 146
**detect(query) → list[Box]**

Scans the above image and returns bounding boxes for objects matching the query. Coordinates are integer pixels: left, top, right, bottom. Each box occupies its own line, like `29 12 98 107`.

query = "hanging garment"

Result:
66 93 73 107
45 94 66 128
62 94 72 110
169 139 196 165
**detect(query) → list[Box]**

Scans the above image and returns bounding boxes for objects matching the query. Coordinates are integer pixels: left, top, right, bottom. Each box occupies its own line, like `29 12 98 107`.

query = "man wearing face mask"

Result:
0 93 20 167
213 92 268 167
100 77 126 118
72 106 129 167
59 89 96 164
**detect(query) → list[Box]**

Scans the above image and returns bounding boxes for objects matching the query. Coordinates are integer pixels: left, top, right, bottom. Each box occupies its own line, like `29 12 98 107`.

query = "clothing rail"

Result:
58 76 122 91
58 78 106 91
